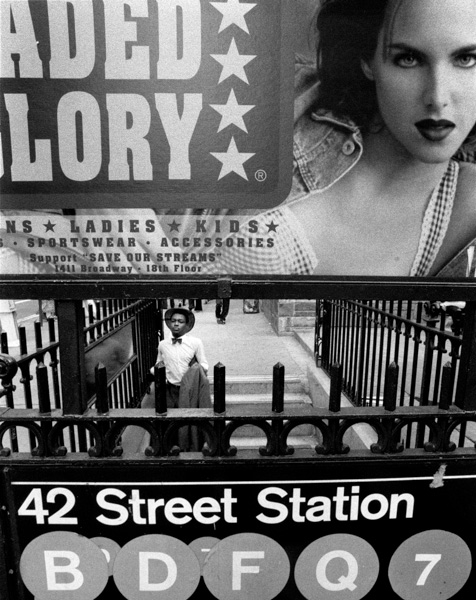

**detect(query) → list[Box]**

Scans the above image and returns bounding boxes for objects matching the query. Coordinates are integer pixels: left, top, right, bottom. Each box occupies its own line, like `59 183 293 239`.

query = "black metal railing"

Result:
83 298 161 409
318 300 463 410
1 355 475 459
0 299 160 416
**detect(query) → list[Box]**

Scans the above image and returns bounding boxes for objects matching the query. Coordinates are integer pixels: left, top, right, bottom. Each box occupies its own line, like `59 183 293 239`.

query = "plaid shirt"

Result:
204 160 458 277
411 160 458 277
203 208 319 275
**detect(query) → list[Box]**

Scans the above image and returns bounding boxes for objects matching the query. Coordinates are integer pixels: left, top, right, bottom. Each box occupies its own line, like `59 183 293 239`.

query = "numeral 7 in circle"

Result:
415 554 442 586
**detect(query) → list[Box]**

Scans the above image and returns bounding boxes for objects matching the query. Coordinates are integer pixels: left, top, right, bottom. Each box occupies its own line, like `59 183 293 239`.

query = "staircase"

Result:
209 373 319 450
121 302 322 455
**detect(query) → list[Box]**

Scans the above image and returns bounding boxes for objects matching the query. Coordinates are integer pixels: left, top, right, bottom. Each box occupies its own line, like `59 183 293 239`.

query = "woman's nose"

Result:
423 65 451 111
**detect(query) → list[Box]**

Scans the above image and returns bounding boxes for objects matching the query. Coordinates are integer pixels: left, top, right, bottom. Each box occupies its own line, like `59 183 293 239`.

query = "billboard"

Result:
0 0 295 211
3 460 475 599
1 0 475 279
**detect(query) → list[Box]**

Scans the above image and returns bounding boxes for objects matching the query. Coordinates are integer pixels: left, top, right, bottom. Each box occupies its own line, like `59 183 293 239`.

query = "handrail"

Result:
2 274 476 301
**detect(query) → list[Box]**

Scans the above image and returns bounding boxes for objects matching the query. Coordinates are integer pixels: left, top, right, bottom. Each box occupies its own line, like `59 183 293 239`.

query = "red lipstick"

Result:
415 119 455 142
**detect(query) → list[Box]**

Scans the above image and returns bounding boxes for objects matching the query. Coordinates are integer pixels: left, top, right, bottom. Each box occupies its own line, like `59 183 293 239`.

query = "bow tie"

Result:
172 338 182 344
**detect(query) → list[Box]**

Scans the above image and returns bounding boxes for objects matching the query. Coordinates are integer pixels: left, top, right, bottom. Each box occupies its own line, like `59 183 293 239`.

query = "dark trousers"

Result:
216 298 230 321
166 382 180 408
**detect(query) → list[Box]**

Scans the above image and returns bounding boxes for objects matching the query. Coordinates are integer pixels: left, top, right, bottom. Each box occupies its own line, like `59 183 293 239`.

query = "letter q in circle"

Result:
294 534 380 600
19 531 109 600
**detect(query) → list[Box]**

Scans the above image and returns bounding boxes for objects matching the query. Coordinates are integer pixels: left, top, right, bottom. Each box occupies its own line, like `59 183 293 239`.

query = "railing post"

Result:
213 363 226 414
416 316 437 447
420 312 439 406
157 301 165 342
321 300 332 370
57 300 88 415
272 363 285 413
0 354 18 452
37 362 52 454
0 354 17 411
329 363 342 413
455 301 476 410
314 300 323 366
438 362 453 411
355 301 368 406
383 362 399 412
95 364 109 415
213 363 226 456
154 363 167 415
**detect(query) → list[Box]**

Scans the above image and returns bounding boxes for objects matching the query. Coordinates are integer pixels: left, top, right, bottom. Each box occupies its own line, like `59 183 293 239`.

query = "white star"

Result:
210 89 255 133
210 137 255 180
210 0 256 34
211 38 256 84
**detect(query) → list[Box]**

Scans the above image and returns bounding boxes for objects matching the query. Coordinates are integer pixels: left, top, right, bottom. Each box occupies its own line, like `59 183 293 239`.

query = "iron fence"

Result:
318 300 463 408
0 299 160 416
1 291 475 459
1 355 475 459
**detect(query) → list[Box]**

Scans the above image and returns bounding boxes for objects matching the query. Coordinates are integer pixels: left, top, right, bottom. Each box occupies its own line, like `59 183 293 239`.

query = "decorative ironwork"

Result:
2 352 475 460
0 406 474 459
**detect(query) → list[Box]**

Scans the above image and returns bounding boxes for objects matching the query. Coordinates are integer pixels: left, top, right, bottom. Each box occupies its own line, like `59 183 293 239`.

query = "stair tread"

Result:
215 393 312 404
231 436 318 448
209 374 302 383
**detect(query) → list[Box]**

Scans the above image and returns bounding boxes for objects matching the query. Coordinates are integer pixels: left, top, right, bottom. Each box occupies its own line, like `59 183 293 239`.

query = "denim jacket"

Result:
290 56 363 199
290 55 475 278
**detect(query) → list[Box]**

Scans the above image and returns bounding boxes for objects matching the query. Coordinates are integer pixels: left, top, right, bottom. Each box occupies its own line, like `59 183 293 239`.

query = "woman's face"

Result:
364 0 476 163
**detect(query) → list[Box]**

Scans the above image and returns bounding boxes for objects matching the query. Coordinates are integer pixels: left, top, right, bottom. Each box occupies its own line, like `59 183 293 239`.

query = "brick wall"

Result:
261 299 316 335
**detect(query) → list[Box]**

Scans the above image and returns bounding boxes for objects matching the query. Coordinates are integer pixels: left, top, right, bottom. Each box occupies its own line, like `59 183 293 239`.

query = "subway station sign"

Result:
0 0 294 210
2 460 475 599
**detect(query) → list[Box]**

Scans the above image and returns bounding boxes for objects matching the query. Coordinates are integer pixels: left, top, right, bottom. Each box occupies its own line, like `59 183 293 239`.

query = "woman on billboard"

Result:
208 0 476 277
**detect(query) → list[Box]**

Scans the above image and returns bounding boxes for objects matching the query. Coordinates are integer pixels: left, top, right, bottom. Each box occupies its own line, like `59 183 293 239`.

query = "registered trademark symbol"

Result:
255 169 267 182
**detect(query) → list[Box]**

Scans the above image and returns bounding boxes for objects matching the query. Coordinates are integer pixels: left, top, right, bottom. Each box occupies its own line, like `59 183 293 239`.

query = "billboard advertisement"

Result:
1 0 475 279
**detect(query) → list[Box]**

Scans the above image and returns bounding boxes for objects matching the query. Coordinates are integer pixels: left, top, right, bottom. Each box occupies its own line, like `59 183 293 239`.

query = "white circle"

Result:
113 534 200 600
20 531 109 600
295 534 379 600
203 533 290 600
388 530 472 600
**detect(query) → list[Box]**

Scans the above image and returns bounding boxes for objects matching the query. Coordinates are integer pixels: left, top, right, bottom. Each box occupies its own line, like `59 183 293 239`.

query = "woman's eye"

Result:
394 53 419 68
455 54 476 68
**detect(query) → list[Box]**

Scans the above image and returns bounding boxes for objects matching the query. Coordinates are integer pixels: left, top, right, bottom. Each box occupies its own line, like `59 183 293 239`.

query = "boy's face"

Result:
170 313 188 337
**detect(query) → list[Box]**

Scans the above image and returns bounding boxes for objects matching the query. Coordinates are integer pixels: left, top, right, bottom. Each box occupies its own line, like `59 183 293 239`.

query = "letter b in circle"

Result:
19 531 109 600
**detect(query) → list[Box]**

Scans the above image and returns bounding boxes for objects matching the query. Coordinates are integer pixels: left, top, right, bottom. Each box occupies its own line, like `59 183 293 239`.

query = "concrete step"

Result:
218 392 315 437
120 389 316 454
231 435 319 449
209 375 305 395
220 392 312 405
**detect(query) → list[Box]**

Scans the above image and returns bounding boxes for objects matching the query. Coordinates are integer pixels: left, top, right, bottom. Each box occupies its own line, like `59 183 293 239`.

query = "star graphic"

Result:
266 221 279 233
43 220 56 232
168 220 181 232
210 89 255 133
210 136 255 180
211 38 256 84
210 0 256 34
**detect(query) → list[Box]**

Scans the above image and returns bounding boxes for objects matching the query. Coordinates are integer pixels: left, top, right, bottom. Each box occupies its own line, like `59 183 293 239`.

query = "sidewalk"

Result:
5 300 313 376
176 299 311 381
